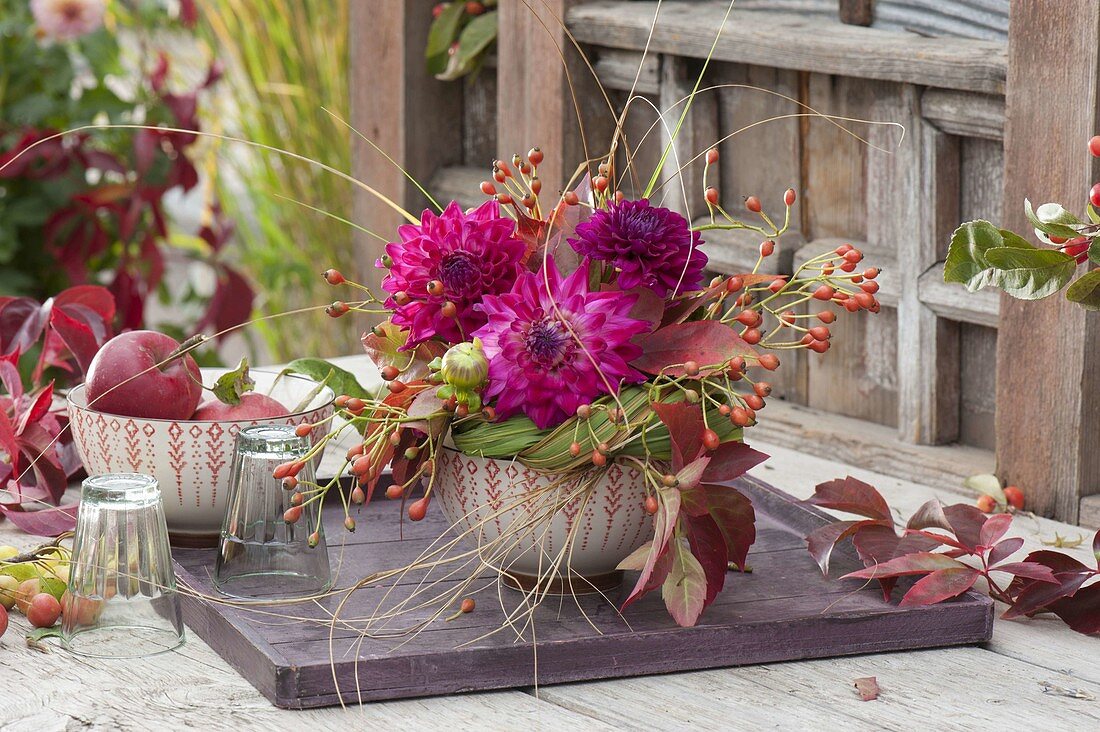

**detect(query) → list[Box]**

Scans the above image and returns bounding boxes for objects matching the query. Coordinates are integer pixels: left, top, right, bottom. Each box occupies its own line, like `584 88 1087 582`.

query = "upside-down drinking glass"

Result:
213 424 331 599
62 473 185 658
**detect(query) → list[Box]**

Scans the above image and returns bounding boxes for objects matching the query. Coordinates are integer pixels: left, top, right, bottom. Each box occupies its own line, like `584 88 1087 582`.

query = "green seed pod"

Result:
439 338 489 408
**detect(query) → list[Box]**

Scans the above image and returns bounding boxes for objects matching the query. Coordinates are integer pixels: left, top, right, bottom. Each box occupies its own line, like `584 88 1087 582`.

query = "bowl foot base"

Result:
501 569 623 596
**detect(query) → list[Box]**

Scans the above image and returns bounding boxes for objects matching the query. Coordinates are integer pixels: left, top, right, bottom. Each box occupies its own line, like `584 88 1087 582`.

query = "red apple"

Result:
191 392 289 421
85 331 203 420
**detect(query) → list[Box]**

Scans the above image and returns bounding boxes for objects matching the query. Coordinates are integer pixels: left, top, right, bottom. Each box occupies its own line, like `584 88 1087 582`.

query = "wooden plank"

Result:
958 323 997 450
567 2 1008 94
497 0 615 198
1080 495 1100 529
704 223 804 277
794 241 899 309
657 54 719 217
899 109 962 444
918 264 1000 327
428 165 486 211
537 646 1100 731
349 0 463 295
922 88 1006 141
838 0 874 26
996 0 1100 522
173 477 991 708
592 48 659 94
462 63 498 166
749 399 993 495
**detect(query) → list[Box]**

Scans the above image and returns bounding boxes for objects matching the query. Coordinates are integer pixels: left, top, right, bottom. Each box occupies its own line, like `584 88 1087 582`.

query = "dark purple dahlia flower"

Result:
567 198 707 297
472 258 649 429
379 200 525 347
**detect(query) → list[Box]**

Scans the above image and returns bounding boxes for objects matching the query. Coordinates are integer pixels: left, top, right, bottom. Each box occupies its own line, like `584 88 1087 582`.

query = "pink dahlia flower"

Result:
380 200 525 347
568 199 706 297
31 0 107 41
473 258 649 429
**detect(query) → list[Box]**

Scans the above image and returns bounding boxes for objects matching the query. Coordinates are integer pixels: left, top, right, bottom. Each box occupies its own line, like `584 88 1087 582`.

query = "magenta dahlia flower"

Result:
568 199 706 297
379 200 525 347
472 258 649 429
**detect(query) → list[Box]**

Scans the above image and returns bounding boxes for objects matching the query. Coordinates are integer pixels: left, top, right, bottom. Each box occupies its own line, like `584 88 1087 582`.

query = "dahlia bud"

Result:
438 338 489 409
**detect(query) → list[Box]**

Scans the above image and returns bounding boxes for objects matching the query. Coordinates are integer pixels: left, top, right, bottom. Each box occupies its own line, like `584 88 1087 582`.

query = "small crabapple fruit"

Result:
976 494 997 513
1003 486 1025 511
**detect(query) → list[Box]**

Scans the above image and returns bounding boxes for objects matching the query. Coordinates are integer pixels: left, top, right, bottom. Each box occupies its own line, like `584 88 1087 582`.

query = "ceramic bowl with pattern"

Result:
434 449 651 593
68 368 335 547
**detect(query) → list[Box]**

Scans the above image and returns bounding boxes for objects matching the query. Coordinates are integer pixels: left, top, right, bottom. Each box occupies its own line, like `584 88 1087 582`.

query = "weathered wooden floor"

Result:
1 357 1096 730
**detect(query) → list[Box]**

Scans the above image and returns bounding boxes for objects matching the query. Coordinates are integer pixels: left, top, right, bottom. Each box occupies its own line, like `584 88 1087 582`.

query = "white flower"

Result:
30 0 107 41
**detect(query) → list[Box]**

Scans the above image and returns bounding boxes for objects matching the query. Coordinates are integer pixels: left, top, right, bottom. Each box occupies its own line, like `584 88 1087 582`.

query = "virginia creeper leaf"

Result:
899 567 980 606
841 552 966 580
807 476 892 522
989 562 1058 583
700 441 768 483
1048 584 1100 635
979 513 1013 549
632 321 758 378
616 541 654 571
701 483 755 570
650 400 704 470
987 537 1025 567
685 512 728 606
622 485 681 611
661 537 707 627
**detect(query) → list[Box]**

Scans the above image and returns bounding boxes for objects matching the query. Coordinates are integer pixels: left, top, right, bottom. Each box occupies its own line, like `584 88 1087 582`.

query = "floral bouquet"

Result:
283 144 882 627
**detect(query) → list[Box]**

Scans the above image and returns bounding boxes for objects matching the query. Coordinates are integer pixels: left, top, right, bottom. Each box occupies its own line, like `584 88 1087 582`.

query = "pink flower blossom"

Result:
31 0 107 41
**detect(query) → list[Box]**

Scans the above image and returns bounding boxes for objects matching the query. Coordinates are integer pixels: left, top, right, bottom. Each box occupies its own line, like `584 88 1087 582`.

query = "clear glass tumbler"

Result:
213 424 331 599
62 473 185 658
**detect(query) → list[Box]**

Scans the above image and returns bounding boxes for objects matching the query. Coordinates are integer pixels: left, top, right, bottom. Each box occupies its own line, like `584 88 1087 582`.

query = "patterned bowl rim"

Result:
66 368 336 423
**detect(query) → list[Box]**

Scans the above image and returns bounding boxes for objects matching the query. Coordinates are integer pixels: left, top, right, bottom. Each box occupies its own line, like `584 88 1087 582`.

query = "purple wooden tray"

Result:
172 476 993 709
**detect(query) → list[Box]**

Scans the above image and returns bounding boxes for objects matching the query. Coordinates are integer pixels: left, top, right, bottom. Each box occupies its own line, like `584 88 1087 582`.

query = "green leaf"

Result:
26 626 62 642
436 11 497 81
1088 203 1100 225
1090 236 1100 266
425 2 466 75
285 358 369 399
661 536 707 627
963 473 1006 506
1066 270 1100 311
212 358 255 405
943 220 1007 291
1025 199 1083 240
984 247 1077 299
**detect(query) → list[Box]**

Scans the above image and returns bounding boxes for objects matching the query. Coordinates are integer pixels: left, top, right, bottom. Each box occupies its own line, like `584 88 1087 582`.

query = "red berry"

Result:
381 365 400 381
563 190 579 206
705 186 719 205
334 394 350 408
813 285 835 301
839 261 857 272
1003 486 1025 511
528 147 544 165
346 397 366 413
294 423 313 438
386 483 404 500
835 243 853 256
817 310 836 324
0 605 7 638
1090 135 1100 157
784 188 796 206
1091 183 1100 208
745 196 762 213
591 450 607 467
757 354 780 371
753 382 772 397
731 407 752 427
779 310 796 326
282 476 298 491
480 181 497 196
644 495 659 515
323 269 345 285
496 193 513 205
718 404 731 416
569 441 582 457
843 249 863 263
768 278 785 293
735 310 761 327
344 516 357 532
860 281 880 294
702 428 720 450
863 267 879 279
843 298 861 313
854 292 876 310
976 494 997 513
427 280 444 296
808 326 831 341
394 291 410 306
352 455 372 475
729 355 747 373
760 240 775 257
742 328 762 345
684 360 700 376
283 506 303 524
706 148 719 165
726 276 744 293
291 492 304 506
326 301 349 318
351 486 366 504
441 301 458 318
388 380 407 394
460 597 476 614
808 339 830 353
408 496 429 521
593 175 609 192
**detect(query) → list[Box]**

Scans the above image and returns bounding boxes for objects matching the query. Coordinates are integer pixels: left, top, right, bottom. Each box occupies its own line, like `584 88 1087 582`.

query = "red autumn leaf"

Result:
0 502 78 537
701 483 755 570
679 486 710 518
987 536 1025 567
362 321 447 380
623 286 665 335
906 498 952 532
851 525 940 601
46 306 100 375
55 284 116 323
1093 530 1100 568
662 538 708 627
1048 583 1100 635
622 486 681 611
899 567 980 606
15 383 53 436
989 562 1059 583
807 476 892 522
700 440 769 484
620 540 674 612
807 519 882 576
0 297 49 356
854 677 880 702
1003 551 1093 620
903 528 967 552
0 356 22 402
978 512 1013 550
685 512 728 606
942 504 987 552
650 400 704 470
675 456 710 491
841 552 966 581
632 321 758 378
